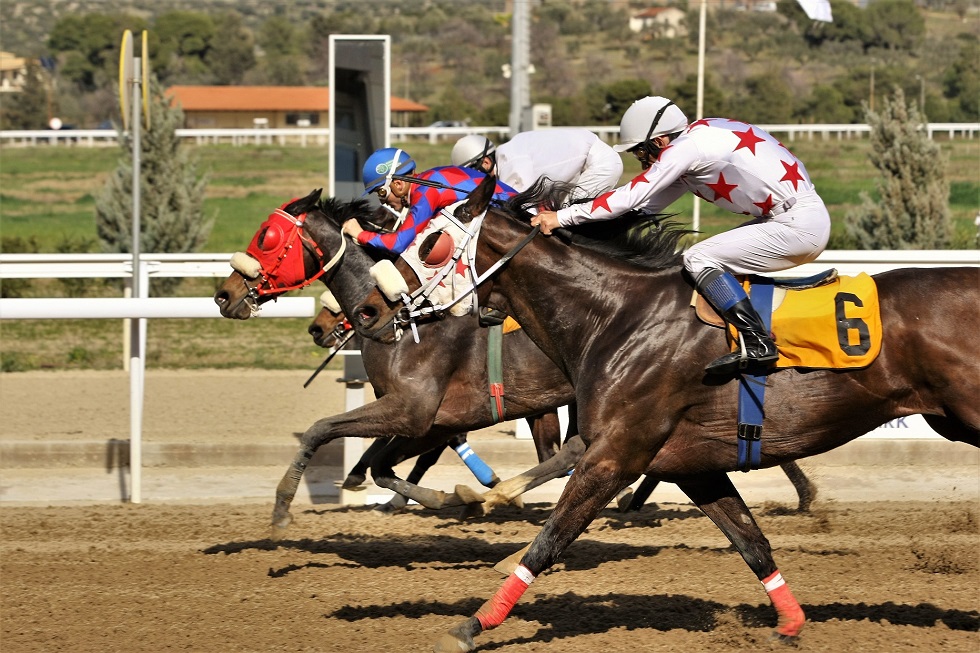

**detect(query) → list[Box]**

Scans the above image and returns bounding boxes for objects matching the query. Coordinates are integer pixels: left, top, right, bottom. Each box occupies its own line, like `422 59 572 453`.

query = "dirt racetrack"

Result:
1 370 978 652
2 499 978 653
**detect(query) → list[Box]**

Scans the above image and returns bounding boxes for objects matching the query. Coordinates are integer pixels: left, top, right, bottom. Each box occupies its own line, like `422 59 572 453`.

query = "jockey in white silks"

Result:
451 128 623 203
531 96 831 376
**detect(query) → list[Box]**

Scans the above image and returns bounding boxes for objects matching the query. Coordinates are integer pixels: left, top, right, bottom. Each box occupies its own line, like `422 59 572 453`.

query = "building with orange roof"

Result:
166 86 429 129
0 51 29 93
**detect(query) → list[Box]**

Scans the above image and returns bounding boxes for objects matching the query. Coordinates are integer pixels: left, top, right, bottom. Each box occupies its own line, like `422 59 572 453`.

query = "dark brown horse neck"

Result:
475 208 694 387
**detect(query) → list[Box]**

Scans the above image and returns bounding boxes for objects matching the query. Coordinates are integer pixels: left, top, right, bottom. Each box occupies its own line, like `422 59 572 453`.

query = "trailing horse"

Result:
349 175 979 650
214 190 571 527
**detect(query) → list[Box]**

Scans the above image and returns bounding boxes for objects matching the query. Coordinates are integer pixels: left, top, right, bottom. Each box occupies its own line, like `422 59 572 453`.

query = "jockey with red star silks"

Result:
342 147 518 255
532 96 831 376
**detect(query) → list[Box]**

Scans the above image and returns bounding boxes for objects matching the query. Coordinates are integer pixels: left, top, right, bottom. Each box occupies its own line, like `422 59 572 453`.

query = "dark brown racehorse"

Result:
349 176 980 651
215 190 817 523
306 303 562 514
214 190 572 527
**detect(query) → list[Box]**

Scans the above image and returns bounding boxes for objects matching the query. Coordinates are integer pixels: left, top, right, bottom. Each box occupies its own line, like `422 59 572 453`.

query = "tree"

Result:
205 12 256 85
942 39 979 122
864 0 925 51
95 76 211 294
795 84 855 123
668 73 727 119
153 10 216 82
0 60 52 129
727 73 796 124
250 16 306 85
586 79 651 124
48 13 145 91
844 88 951 249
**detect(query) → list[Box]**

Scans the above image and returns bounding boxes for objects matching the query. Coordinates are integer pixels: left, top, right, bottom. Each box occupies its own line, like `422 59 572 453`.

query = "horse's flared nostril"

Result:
355 304 379 329
308 324 324 345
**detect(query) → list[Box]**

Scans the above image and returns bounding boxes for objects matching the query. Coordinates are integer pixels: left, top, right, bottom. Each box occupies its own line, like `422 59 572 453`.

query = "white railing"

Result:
2 249 977 303
1 250 978 504
1 122 976 148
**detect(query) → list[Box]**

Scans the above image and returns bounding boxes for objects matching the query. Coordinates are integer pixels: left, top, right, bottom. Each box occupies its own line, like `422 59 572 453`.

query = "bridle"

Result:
232 203 347 306
383 204 539 343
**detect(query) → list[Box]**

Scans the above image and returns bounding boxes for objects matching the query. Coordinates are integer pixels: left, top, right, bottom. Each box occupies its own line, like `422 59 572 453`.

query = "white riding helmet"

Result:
613 96 689 153
451 135 496 169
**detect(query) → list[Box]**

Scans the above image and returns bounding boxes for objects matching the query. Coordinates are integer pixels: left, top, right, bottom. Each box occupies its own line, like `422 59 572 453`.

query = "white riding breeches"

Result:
682 189 831 279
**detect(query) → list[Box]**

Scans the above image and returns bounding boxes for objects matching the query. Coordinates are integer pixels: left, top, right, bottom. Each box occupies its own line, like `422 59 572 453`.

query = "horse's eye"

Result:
259 224 284 251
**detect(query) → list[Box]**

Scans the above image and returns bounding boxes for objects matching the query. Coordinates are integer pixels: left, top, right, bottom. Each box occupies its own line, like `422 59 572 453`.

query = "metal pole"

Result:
692 0 707 236
509 0 531 138
338 352 368 506
129 56 144 504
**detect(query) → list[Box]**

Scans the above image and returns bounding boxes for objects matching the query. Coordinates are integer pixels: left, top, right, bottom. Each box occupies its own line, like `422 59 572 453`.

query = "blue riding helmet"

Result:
362 148 416 196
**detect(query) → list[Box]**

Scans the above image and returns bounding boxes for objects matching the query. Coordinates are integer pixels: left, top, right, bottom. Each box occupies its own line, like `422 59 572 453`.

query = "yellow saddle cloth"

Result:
696 273 883 370
502 317 522 335
763 273 882 369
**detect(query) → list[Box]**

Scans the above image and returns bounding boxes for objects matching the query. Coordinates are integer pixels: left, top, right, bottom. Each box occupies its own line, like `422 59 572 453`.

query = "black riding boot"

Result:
696 268 779 376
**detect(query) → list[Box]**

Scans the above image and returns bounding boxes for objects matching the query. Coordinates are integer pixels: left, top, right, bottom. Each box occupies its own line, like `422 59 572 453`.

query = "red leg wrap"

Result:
762 570 805 637
475 566 533 631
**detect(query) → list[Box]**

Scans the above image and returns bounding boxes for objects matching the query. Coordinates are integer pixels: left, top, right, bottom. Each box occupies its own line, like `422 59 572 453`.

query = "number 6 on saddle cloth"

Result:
694 270 883 470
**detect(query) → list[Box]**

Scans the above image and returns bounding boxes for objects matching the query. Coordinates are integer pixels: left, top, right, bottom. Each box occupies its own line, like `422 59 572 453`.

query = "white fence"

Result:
1 250 978 503
0 122 976 148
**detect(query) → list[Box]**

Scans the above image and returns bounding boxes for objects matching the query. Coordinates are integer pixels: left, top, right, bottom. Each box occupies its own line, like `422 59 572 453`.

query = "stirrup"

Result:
705 337 778 376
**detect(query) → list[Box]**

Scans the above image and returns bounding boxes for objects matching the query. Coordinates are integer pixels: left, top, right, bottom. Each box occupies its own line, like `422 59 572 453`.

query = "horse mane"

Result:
503 178 692 270
309 196 374 229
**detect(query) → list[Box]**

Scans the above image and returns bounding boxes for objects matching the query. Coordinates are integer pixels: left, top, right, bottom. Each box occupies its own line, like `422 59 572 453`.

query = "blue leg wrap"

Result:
453 442 497 487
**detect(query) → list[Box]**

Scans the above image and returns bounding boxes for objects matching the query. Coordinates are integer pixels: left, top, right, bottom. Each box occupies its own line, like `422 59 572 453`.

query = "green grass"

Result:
1 137 977 371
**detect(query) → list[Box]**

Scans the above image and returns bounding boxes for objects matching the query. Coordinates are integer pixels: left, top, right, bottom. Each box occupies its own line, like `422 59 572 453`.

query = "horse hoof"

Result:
616 490 634 512
458 502 487 520
769 631 801 646
271 512 293 530
433 622 477 652
372 502 402 517
453 484 486 505
433 633 472 652
342 474 367 490
492 556 519 577
508 494 525 509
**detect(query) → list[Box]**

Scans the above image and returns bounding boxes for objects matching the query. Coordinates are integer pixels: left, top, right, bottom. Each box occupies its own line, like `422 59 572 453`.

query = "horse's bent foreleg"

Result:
677 474 805 640
462 435 586 518
779 461 816 512
436 445 634 652
343 437 391 489
374 476 473 509
372 442 448 514
271 397 429 529
368 434 483 510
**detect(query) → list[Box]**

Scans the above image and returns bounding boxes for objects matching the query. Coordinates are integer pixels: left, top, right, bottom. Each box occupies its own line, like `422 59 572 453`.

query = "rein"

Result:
303 324 356 388
388 208 540 342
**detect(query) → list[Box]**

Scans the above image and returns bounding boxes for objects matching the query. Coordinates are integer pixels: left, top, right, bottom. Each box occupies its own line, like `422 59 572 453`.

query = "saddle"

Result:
694 269 883 370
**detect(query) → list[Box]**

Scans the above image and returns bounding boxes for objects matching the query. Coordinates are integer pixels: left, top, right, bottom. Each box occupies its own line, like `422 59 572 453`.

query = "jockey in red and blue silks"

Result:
342 148 517 255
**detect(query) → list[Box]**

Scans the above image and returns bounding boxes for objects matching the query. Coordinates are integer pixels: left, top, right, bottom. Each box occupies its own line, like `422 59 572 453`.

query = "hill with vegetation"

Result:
1 0 977 130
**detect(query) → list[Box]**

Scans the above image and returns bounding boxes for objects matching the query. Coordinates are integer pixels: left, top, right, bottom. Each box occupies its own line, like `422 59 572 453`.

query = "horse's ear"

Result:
461 173 496 223
302 188 323 210
284 188 323 216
